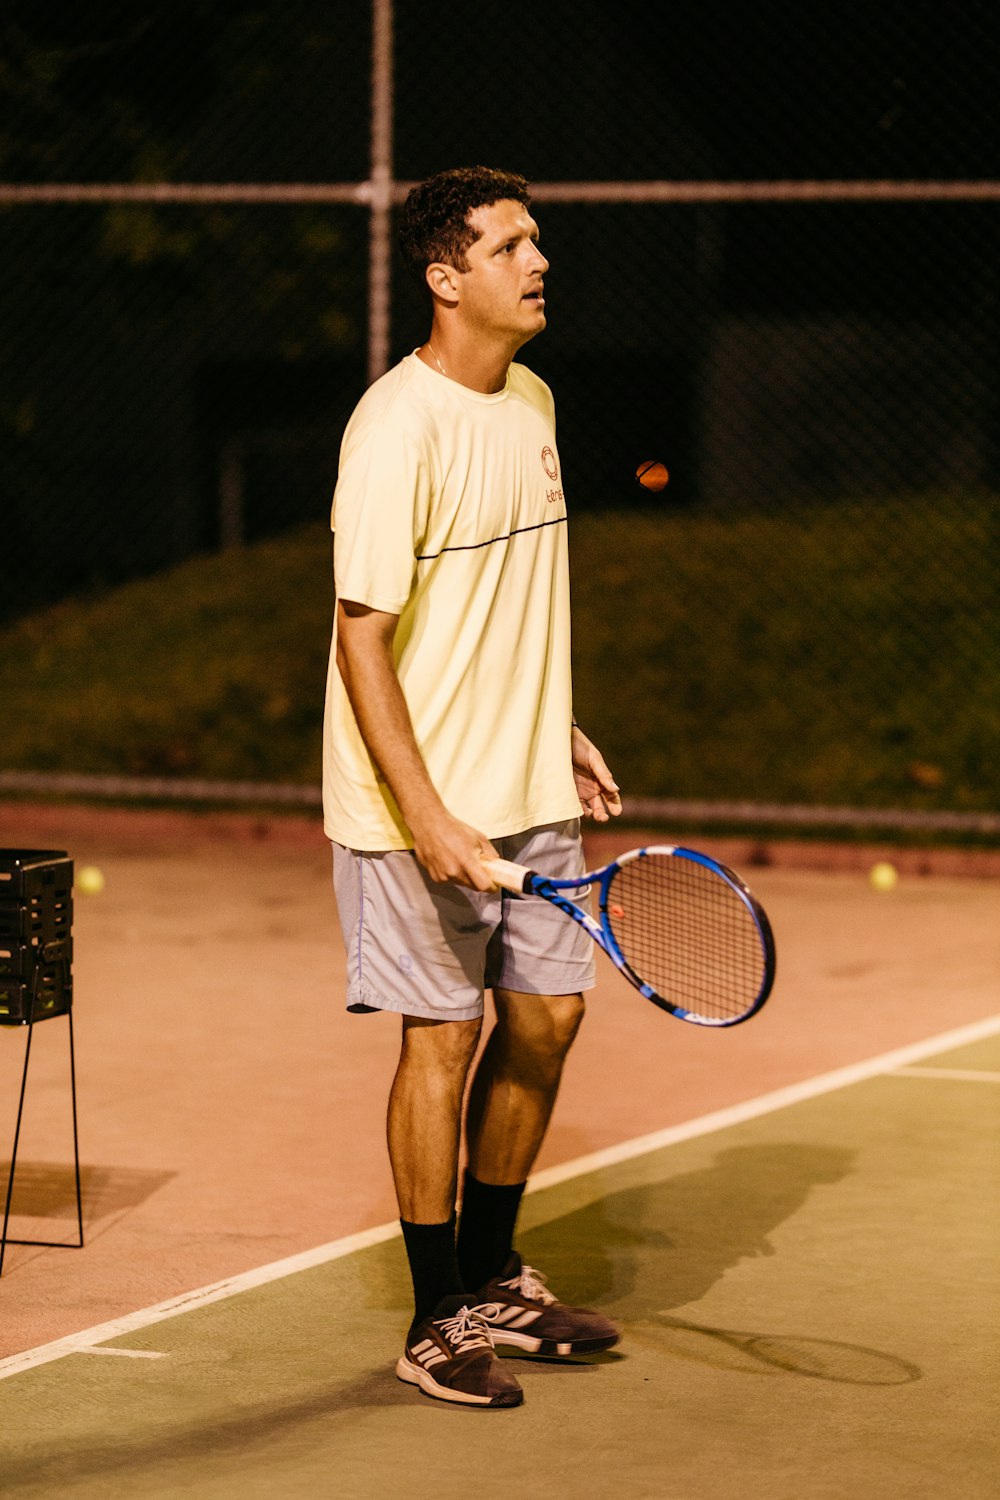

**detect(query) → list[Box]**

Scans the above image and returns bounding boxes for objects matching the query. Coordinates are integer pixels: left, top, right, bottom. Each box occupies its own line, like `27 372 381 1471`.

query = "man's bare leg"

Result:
388 1013 483 1222
456 988 619 1355
457 989 584 1293
389 1012 526 1406
465 989 585 1185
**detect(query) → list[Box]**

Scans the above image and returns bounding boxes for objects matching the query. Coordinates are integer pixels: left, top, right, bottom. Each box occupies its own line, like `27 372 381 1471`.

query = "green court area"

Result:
3 1026 997 1499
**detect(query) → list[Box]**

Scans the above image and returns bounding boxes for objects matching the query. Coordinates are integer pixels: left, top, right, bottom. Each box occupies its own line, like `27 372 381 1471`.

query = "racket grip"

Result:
483 858 534 894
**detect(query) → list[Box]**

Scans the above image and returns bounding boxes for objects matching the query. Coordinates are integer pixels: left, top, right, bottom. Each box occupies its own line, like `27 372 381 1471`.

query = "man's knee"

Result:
540 991 586 1053
493 990 585 1064
399 1014 483 1079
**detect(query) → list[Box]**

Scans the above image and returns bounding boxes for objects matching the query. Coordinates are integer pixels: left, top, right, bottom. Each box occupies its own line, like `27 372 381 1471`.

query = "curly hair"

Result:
398 166 532 292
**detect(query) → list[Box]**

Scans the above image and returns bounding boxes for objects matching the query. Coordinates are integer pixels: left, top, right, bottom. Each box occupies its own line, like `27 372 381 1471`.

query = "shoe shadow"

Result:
512 1140 922 1386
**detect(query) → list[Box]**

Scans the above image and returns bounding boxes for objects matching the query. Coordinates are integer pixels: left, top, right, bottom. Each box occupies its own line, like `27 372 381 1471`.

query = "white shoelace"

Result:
500 1263 557 1305
435 1303 502 1353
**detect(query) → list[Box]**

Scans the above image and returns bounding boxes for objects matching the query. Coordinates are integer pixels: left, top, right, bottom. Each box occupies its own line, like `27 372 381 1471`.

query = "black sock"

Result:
400 1214 465 1326
456 1171 527 1292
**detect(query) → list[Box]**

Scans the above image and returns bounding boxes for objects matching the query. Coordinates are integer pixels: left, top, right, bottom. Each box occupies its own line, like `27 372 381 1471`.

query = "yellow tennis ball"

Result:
77 865 106 895
869 861 898 892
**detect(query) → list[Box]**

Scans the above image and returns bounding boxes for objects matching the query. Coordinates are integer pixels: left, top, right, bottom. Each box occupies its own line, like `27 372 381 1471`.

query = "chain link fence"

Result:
1 1 997 821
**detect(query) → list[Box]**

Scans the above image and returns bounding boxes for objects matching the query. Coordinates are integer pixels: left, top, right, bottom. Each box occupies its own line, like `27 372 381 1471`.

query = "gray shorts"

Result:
331 820 596 1021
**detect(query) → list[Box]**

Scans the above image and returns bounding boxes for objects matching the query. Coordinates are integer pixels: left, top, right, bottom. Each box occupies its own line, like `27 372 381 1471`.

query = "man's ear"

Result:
425 261 461 304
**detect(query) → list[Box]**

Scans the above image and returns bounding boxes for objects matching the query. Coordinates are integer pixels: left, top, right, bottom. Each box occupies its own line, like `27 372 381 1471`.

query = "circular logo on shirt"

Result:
541 446 559 480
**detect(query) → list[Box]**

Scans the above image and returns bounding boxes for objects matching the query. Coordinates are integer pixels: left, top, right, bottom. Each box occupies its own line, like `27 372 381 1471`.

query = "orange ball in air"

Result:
636 460 669 492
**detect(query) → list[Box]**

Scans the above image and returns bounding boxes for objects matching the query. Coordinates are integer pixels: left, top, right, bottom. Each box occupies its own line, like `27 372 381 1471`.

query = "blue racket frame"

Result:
503 844 776 1027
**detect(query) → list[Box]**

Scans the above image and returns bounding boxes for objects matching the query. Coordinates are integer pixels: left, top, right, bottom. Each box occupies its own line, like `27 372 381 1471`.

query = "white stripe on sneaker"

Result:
491 1306 540 1326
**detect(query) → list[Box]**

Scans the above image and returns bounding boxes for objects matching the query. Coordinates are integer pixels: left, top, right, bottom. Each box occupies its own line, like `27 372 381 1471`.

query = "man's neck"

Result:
419 332 524 394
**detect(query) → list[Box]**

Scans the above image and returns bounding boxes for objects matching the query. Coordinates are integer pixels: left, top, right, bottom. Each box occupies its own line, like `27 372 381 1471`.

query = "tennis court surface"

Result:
1 803 998 1498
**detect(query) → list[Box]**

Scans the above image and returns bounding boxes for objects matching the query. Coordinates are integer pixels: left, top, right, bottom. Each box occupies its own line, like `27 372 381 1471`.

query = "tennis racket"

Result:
484 845 775 1027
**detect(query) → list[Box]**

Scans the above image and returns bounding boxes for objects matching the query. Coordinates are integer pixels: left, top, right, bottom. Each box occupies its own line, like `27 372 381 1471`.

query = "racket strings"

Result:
606 855 766 1021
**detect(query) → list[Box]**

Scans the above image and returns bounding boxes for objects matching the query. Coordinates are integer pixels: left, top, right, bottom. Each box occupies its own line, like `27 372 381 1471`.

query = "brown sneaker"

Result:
474 1253 620 1357
396 1295 524 1407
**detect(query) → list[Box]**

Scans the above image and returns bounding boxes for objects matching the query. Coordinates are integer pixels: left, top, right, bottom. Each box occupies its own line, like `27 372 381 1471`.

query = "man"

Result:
323 166 622 1408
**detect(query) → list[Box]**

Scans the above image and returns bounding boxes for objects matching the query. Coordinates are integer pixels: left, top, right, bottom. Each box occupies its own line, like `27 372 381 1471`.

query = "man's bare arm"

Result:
335 599 497 889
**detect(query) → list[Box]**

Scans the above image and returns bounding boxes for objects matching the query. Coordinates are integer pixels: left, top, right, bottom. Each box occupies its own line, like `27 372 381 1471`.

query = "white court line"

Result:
0 1222 402 1382
81 1348 169 1360
523 1012 1000 1194
890 1066 1000 1084
2 1011 998 1384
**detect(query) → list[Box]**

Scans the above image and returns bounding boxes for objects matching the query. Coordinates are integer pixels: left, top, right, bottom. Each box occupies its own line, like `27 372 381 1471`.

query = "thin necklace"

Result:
427 342 447 377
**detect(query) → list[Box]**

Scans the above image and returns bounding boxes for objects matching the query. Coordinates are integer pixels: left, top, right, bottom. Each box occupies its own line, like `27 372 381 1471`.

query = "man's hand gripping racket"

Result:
485 845 776 1027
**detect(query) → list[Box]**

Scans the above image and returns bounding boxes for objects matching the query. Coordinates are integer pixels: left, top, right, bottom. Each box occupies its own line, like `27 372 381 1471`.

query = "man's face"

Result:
454 199 549 345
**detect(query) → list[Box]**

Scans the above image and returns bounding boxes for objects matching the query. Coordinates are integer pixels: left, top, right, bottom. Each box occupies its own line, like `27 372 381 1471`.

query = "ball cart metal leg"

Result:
0 850 84 1277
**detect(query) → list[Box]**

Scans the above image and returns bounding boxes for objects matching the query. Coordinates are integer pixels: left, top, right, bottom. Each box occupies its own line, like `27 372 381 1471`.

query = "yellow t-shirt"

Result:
322 352 581 850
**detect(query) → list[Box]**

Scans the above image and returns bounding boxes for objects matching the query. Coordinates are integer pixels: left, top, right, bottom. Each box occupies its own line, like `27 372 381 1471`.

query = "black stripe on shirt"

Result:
415 514 567 562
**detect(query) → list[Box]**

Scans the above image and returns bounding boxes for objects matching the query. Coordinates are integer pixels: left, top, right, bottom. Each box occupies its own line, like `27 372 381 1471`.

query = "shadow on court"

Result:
1 1161 176 1223
516 1142 925 1389
3 1065 996 1499
1 1161 178 1271
650 1316 923 1385
517 1141 857 1314
0 1367 413 1495
4 1140 882 1494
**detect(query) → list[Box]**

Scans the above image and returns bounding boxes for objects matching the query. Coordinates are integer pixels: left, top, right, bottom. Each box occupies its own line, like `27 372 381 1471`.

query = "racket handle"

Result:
483 857 534 894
